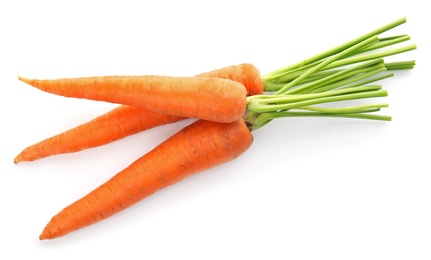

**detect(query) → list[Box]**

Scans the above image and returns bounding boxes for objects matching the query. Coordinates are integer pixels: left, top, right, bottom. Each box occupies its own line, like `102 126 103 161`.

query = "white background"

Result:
1 0 430 259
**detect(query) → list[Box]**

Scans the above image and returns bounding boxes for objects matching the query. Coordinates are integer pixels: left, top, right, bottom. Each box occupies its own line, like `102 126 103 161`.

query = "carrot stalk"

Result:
39 119 253 240
244 17 417 130
14 63 263 163
262 17 408 81
274 35 379 94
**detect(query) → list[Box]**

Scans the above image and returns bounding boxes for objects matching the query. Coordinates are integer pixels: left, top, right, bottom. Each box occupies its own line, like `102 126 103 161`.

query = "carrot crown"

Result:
244 17 416 131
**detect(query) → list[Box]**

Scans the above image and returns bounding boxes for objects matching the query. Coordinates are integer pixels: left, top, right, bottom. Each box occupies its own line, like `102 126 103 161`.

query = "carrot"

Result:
14 63 263 163
21 18 416 240
13 106 184 163
39 118 253 240
197 63 263 96
18 75 247 123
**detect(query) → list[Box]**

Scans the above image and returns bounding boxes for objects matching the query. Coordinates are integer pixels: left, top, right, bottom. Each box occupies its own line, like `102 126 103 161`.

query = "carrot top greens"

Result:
245 17 416 131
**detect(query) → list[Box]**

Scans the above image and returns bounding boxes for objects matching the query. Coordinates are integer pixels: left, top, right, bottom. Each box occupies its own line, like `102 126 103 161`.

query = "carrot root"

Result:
13 106 184 163
18 75 248 123
39 119 253 240
197 63 264 96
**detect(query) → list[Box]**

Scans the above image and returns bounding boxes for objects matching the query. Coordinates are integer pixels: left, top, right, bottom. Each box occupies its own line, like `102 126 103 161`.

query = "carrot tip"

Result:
17 76 31 85
13 153 24 164
39 229 48 240
39 227 53 240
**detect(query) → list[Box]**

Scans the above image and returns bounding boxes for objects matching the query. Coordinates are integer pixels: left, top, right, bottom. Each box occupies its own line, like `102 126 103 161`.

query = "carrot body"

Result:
39 119 253 240
14 106 184 163
197 63 263 96
19 75 247 123
15 63 263 163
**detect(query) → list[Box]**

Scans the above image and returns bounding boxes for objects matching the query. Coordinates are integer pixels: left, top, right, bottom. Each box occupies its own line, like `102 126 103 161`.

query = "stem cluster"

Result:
245 17 416 131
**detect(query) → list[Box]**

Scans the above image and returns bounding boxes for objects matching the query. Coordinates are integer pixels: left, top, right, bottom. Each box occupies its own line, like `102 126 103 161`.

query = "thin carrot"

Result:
13 106 184 163
18 75 247 123
39 118 253 240
14 63 263 163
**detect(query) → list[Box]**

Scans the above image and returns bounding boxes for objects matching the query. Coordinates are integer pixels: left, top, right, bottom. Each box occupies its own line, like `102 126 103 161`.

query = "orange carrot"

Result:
197 63 263 96
18 75 247 123
13 106 184 163
14 63 263 163
39 119 253 240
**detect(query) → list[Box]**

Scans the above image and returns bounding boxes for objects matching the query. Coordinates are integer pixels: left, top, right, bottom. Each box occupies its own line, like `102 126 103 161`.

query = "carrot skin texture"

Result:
197 63 264 96
18 75 247 123
15 64 263 163
13 106 184 163
39 119 253 240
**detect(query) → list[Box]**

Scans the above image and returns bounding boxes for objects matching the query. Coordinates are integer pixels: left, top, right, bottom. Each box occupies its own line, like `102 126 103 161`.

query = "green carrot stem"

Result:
270 41 415 86
385 60 416 70
271 44 415 86
296 103 388 113
247 89 387 113
379 35 408 41
328 44 416 69
249 85 383 104
305 67 387 94
308 71 397 96
246 111 391 131
275 58 383 85
286 60 386 94
271 68 342 86
268 112 392 121
275 36 379 94
339 73 394 89
263 17 407 81
245 17 414 131
349 35 410 56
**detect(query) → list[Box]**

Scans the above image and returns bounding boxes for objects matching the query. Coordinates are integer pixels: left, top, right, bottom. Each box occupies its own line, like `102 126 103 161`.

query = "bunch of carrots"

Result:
15 18 416 240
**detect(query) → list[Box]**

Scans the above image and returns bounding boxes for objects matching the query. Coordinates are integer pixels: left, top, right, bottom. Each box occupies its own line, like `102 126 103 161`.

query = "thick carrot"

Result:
13 106 184 163
14 63 263 163
39 118 253 240
197 63 263 96
18 75 247 123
